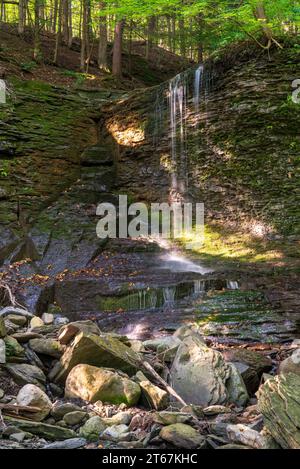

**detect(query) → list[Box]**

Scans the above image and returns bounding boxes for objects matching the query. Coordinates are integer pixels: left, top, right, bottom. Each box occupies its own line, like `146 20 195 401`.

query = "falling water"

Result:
194 65 204 113
153 63 213 199
227 280 239 290
194 279 206 294
163 286 176 306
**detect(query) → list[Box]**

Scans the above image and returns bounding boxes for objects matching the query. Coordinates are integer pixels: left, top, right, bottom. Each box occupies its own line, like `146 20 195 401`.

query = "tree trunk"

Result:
33 0 42 61
62 0 69 44
68 0 72 47
145 16 156 60
53 0 62 64
254 2 272 41
52 0 58 33
179 17 186 57
80 0 88 71
18 0 26 34
98 1 108 70
112 19 125 78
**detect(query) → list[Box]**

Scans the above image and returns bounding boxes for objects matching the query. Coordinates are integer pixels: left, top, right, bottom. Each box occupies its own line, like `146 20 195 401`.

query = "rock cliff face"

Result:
103 46 300 238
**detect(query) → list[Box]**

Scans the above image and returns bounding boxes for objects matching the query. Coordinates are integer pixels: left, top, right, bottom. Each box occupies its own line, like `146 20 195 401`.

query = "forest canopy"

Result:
0 0 299 75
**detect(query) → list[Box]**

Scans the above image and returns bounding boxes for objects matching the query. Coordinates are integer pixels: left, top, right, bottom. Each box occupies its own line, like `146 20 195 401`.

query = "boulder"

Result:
6 364 46 388
3 416 76 441
170 335 243 406
51 401 82 420
0 339 6 364
159 423 206 449
279 349 300 376
63 411 87 426
16 384 52 421
135 371 168 410
65 364 141 406
257 373 300 448
29 338 64 358
79 416 106 442
58 321 101 345
51 332 141 383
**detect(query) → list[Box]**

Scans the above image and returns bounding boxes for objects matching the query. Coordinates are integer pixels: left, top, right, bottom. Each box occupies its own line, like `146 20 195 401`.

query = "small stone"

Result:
41 313 54 325
4 336 24 358
6 363 46 388
9 432 26 443
3 416 76 440
102 412 132 426
29 338 64 358
100 424 132 442
279 349 300 376
154 411 193 426
160 423 206 449
11 332 43 343
0 317 6 338
51 402 82 420
16 384 52 421
58 321 101 345
42 438 87 449
203 405 232 416
30 317 44 329
227 424 269 449
135 371 168 410
6 315 28 327
0 339 6 364
63 411 87 426
79 416 106 442
54 316 69 326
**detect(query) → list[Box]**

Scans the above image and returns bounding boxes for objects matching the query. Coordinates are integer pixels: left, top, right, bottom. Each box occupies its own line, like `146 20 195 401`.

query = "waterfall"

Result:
194 65 204 113
227 281 239 290
163 286 176 306
153 63 212 199
194 279 206 294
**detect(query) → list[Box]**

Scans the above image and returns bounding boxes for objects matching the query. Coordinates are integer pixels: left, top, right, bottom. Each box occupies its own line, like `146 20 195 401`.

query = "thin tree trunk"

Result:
68 0 72 47
52 0 58 33
80 0 88 71
18 0 26 34
145 16 155 60
53 0 62 63
98 1 108 70
179 17 186 57
33 0 42 61
112 19 125 78
62 0 69 44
